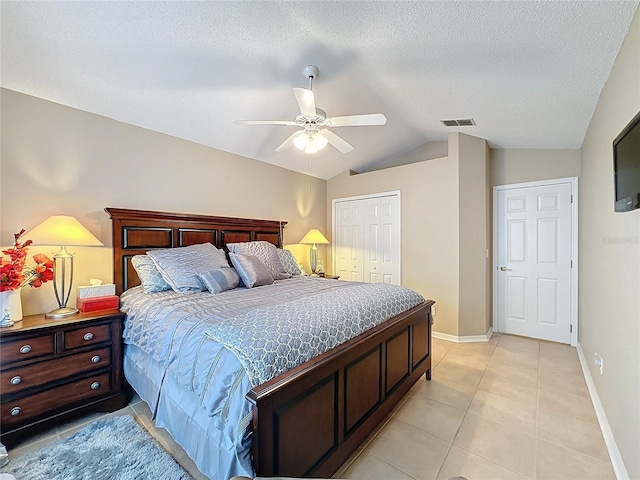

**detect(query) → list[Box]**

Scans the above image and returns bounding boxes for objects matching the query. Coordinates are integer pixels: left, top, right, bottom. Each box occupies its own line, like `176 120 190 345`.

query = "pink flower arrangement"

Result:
0 229 54 292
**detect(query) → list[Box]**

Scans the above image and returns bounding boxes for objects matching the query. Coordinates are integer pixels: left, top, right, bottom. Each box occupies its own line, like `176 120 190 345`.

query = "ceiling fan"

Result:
235 65 386 154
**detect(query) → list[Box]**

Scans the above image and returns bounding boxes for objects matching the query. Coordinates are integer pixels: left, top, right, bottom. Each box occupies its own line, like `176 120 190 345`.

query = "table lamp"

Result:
24 215 103 318
300 229 329 275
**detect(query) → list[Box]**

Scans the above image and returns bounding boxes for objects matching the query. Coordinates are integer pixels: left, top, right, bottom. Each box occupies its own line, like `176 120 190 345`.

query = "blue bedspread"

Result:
120 276 424 474
205 282 424 386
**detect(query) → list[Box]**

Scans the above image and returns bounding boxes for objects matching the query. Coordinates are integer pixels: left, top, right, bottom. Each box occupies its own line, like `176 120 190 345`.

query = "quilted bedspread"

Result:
204 281 424 386
120 276 424 419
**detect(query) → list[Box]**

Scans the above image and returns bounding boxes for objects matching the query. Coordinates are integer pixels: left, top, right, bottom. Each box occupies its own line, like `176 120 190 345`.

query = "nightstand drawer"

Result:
1 347 111 395
64 324 111 349
0 311 126 448
1 372 111 426
0 334 55 364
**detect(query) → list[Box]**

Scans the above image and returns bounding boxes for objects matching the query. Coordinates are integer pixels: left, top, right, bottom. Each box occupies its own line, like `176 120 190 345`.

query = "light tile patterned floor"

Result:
6 334 616 480
338 334 616 480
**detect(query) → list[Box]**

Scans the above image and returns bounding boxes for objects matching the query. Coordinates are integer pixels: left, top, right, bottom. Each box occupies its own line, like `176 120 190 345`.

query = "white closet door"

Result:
363 196 400 284
335 199 364 281
333 192 401 285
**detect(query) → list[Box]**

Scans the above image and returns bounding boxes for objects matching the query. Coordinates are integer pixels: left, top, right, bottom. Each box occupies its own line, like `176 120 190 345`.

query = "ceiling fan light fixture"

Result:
293 130 328 154
293 131 309 150
304 142 318 154
312 132 328 150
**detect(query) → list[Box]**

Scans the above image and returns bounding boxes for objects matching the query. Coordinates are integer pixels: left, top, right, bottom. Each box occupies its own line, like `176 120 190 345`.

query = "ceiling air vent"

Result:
441 118 476 127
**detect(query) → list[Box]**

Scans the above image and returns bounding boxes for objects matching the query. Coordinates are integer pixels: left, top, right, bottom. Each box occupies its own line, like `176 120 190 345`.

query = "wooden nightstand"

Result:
0 309 128 447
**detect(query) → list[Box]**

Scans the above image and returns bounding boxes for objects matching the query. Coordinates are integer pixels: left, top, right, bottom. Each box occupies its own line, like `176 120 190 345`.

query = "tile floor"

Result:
6 333 616 480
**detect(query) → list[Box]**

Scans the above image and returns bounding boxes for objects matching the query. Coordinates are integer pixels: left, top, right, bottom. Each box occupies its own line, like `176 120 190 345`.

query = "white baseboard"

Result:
433 327 493 343
576 342 629 480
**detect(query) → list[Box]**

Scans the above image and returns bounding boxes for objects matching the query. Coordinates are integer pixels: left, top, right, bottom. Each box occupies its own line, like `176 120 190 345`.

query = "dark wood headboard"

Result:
105 208 287 295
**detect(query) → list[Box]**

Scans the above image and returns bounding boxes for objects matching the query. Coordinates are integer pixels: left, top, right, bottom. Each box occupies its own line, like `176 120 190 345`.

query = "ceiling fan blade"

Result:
275 130 303 152
293 88 316 117
319 129 354 153
325 113 387 127
235 120 298 126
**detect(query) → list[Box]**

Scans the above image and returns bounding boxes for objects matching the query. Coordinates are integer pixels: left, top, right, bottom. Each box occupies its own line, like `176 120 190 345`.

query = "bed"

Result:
106 207 434 479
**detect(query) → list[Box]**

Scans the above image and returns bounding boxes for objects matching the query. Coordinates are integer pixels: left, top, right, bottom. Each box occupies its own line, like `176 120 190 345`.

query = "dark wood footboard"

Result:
247 300 434 478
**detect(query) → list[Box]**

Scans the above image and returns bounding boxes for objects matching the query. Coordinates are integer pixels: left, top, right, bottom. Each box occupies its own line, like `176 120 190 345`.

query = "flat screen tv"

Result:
613 110 640 212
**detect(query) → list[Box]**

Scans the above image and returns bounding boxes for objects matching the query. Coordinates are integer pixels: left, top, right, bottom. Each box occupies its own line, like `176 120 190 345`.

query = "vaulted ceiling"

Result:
1 1 638 179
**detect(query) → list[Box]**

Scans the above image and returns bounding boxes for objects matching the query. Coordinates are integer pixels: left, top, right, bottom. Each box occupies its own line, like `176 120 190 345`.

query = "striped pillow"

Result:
198 268 240 294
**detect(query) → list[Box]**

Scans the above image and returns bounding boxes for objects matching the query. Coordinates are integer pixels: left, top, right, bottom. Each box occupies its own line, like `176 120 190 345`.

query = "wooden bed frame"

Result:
106 207 433 478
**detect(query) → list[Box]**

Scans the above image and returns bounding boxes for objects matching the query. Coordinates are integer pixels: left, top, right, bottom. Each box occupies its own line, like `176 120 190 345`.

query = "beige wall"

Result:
456 133 490 336
491 149 580 186
1 89 327 315
327 133 490 339
360 141 449 173
327 156 461 336
579 9 640 479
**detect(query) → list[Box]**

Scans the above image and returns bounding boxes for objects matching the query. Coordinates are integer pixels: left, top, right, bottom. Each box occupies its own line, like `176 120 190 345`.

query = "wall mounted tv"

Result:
613 110 640 212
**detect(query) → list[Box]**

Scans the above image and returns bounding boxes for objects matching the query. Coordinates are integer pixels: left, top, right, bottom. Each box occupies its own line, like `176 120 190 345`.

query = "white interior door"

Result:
496 180 575 344
335 199 364 281
363 196 401 284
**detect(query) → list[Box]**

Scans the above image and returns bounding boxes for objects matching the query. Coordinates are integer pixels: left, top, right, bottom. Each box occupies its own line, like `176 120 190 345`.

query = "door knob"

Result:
500 266 512 271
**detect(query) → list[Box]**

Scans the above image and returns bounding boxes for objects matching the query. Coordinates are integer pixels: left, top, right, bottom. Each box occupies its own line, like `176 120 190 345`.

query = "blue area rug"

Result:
0 415 194 480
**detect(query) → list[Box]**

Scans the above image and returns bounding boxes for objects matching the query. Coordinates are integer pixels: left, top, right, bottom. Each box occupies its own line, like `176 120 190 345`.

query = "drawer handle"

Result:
83 333 94 341
90 381 100 390
10 376 22 385
10 407 21 416
91 355 101 364
19 345 32 354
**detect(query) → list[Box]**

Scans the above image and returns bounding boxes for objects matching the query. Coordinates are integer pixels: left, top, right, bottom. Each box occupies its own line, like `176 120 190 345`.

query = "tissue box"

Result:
76 295 119 313
77 284 116 299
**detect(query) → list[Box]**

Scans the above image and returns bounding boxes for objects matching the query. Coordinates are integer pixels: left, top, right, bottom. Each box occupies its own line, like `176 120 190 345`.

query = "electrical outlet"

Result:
599 356 604 375
594 353 604 375
432 305 436 316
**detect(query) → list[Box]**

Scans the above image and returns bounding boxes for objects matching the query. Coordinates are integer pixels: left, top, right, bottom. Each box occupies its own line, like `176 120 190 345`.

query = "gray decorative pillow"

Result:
147 243 230 293
277 249 302 276
227 241 290 280
131 255 172 293
229 253 274 288
198 268 240 294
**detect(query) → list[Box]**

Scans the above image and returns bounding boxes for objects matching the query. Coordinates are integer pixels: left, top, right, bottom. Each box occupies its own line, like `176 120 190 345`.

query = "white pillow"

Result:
147 243 230 293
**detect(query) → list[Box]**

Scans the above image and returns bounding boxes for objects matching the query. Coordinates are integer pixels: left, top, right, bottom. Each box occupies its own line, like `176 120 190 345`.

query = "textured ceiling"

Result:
1 1 638 180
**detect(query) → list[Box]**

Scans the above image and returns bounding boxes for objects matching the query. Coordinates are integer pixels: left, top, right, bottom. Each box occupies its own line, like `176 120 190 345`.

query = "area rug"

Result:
0 415 194 480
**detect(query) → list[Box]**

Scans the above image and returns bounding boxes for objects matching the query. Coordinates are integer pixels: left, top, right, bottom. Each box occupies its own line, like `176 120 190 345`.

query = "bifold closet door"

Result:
363 195 400 284
334 193 400 285
335 200 364 281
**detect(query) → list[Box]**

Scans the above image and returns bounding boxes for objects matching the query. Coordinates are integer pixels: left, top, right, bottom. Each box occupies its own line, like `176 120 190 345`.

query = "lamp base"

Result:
45 306 79 319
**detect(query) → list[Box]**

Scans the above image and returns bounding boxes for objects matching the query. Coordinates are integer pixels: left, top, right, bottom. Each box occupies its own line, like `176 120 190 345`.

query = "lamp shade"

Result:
24 215 103 247
300 229 329 245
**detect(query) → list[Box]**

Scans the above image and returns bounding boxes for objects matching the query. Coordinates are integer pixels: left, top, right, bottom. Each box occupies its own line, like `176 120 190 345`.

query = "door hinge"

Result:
571 194 574 203
571 260 573 268
570 324 573 333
